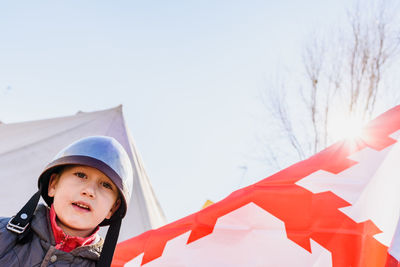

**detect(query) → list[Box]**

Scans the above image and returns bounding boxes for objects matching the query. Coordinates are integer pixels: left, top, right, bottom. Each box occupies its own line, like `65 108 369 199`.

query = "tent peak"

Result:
76 105 122 115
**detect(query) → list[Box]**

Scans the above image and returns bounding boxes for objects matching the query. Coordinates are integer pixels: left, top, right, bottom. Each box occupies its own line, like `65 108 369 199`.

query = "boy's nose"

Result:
81 183 96 198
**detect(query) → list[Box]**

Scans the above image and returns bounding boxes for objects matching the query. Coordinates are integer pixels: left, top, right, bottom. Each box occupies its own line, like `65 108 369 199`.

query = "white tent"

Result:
0 105 166 241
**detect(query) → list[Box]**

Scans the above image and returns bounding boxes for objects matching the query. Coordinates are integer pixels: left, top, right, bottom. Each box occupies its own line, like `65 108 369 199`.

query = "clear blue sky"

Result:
0 0 350 222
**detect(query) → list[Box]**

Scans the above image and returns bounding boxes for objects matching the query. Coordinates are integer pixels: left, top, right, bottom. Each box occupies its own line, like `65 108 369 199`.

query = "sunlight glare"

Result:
329 112 367 141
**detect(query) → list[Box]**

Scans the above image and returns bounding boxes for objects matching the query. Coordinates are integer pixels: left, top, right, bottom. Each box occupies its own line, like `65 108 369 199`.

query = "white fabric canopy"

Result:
0 105 166 241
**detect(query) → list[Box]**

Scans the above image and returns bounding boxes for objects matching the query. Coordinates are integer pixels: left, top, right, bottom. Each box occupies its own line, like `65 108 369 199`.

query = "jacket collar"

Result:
30 204 103 260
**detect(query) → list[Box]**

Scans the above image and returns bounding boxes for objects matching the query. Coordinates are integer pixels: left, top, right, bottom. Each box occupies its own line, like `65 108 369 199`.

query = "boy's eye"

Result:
75 172 87 179
101 182 113 190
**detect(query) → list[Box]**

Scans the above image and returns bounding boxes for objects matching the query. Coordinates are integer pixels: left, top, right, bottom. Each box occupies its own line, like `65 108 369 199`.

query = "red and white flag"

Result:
112 106 400 267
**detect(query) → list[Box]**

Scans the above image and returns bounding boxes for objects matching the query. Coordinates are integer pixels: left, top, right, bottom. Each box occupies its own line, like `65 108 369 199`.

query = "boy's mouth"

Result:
72 202 91 212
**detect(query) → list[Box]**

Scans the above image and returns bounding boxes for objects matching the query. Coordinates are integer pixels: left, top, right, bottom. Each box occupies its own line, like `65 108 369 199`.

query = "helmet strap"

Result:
7 186 41 242
97 218 122 267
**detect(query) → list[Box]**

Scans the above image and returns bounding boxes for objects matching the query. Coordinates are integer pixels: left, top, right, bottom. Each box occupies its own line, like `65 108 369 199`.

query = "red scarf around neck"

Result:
49 204 99 252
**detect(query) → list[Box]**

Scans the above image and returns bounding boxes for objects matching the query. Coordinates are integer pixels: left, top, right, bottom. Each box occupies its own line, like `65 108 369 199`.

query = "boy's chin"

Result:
62 224 98 237
57 218 99 236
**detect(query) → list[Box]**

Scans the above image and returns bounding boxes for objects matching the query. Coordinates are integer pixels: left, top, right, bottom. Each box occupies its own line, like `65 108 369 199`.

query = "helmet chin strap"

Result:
97 218 122 267
7 185 42 241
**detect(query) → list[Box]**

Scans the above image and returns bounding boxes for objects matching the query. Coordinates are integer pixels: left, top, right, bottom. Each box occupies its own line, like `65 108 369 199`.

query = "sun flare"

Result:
329 112 367 141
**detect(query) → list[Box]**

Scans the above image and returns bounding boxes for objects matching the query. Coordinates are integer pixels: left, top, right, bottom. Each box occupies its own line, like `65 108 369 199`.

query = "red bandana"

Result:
49 204 99 252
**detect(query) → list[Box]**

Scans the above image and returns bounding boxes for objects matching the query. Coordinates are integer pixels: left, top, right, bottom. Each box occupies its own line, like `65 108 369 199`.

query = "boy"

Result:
0 136 133 267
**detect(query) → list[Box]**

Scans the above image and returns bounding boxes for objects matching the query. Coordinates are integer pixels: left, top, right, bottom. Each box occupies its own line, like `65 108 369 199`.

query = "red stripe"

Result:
385 253 400 267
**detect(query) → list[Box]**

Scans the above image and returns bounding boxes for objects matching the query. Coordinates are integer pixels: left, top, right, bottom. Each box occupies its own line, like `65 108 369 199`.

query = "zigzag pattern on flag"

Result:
112 106 400 267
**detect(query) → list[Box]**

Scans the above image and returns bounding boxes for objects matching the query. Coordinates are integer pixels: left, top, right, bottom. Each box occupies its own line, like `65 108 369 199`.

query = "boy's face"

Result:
48 165 120 237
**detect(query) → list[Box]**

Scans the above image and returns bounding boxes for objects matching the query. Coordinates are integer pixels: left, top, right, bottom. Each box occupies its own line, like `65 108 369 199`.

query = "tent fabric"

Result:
112 105 400 267
0 105 166 241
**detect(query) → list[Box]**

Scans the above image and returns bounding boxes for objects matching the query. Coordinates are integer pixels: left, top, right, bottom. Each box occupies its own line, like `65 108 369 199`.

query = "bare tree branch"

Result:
260 0 400 172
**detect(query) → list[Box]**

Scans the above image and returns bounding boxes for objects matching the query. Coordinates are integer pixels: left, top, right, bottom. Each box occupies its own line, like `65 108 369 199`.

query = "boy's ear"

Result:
48 173 60 197
106 199 121 220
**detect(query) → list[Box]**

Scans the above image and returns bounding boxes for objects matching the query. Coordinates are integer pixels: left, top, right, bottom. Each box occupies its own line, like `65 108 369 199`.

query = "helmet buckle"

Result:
7 216 30 234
